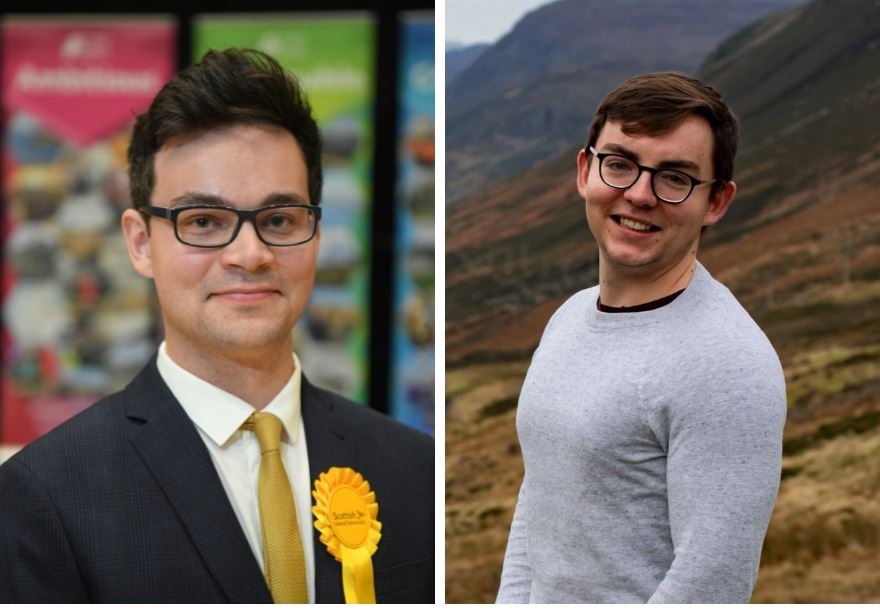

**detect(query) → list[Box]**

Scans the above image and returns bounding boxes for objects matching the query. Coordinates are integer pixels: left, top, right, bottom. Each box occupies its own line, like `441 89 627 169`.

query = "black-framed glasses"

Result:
145 203 321 248
587 146 717 204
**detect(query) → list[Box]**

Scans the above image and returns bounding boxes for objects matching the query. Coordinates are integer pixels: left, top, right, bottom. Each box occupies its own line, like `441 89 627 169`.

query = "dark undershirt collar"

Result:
597 288 686 313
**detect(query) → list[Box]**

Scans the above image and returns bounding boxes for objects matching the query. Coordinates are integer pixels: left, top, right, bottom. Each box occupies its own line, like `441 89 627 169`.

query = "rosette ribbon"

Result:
312 467 382 604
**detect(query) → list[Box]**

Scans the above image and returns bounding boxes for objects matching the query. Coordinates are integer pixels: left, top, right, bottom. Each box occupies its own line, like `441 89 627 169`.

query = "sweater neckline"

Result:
585 262 709 330
597 288 686 313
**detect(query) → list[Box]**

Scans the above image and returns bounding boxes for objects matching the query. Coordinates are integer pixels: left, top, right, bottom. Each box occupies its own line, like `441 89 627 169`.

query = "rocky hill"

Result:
445 42 488 84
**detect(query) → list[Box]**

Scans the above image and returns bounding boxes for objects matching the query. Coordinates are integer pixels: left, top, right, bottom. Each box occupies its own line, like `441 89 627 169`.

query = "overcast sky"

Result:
446 0 554 46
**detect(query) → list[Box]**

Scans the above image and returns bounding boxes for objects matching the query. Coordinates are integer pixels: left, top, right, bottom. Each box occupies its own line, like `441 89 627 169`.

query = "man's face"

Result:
577 115 735 281
122 124 318 366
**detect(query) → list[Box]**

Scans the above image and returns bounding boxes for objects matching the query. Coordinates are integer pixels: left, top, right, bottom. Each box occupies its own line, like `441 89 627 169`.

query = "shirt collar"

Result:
156 341 303 448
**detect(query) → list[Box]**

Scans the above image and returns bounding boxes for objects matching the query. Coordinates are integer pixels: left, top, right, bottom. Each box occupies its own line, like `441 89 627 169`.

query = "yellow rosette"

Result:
312 467 381 604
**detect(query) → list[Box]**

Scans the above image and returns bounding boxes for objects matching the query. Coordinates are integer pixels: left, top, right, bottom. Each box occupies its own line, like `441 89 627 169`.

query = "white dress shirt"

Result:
156 342 315 603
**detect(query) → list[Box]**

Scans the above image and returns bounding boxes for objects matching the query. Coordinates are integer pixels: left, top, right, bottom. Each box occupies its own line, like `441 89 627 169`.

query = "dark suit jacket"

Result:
0 357 434 603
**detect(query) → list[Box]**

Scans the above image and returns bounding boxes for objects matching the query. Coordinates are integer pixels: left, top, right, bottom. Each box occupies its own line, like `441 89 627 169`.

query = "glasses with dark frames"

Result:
587 146 718 204
145 203 321 248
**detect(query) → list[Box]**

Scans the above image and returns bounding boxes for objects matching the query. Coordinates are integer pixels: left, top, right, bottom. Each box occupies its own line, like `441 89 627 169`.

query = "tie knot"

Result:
244 412 284 454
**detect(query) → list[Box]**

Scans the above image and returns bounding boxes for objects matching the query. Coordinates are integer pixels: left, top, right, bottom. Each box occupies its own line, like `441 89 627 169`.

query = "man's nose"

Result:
219 219 274 270
624 170 659 207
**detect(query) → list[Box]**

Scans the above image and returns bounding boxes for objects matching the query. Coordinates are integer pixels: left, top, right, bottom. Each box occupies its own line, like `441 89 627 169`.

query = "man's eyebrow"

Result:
262 192 310 206
601 143 639 158
600 143 702 172
169 192 310 206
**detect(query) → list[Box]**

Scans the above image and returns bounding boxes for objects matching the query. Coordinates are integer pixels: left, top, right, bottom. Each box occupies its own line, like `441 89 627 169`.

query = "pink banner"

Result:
1 18 175 447
2 19 175 147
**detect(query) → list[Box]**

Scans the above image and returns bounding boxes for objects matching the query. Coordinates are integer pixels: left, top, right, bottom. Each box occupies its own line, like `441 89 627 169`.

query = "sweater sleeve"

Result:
496 482 532 603
646 349 786 603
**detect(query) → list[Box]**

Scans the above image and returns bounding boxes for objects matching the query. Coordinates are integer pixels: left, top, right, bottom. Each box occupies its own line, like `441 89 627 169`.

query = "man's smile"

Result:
209 286 281 303
610 214 661 233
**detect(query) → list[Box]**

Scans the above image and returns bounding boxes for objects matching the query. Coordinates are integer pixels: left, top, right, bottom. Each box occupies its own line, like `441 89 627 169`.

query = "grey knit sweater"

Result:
496 263 786 603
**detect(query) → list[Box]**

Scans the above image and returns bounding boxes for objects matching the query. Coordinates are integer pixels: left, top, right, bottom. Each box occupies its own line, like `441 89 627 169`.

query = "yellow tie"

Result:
243 412 308 603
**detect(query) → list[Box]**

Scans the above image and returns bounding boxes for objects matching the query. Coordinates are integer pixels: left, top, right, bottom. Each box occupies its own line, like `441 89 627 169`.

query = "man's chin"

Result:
203 325 296 355
600 248 660 273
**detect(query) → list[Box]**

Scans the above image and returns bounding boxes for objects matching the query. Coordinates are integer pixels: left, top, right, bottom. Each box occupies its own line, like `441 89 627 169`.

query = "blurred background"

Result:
445 0 880 603
0 0 435 462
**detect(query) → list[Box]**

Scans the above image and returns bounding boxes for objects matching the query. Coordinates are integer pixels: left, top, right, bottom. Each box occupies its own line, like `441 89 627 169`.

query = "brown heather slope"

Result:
446 152 592 365
446 0 880 602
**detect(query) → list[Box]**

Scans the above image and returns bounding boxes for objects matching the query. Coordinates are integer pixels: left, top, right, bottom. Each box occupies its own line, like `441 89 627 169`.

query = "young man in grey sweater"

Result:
496 72 786 604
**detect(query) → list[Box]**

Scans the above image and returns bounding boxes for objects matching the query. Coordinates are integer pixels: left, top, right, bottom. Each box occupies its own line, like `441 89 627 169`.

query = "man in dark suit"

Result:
0 48 433 603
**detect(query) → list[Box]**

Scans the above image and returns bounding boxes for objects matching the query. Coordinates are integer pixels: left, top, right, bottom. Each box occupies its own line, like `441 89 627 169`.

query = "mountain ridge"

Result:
446 0 804 203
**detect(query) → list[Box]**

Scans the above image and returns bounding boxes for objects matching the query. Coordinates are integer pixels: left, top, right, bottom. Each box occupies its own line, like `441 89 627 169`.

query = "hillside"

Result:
445 42 488 84
446 0 880 602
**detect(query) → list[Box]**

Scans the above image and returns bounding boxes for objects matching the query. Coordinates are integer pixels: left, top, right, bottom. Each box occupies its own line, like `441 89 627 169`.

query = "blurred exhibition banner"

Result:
0 13 435 457
193 14 376 407
392 15 434 432
1 18 176 449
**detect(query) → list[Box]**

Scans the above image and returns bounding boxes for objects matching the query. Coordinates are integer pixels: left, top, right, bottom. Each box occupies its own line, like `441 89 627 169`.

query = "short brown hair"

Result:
128 48 322 212
586 72 738 189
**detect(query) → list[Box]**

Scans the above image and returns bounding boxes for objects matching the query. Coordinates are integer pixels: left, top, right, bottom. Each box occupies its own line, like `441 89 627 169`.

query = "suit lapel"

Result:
301 374 354 604
123 360 272 604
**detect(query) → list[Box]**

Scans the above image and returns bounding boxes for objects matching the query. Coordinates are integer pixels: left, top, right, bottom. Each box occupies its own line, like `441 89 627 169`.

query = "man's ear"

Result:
576 148 591 199
703 180 736 227
121 209 154 279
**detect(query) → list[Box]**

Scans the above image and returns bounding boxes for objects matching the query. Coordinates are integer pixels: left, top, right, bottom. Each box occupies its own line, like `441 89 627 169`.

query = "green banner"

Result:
193 14 376 403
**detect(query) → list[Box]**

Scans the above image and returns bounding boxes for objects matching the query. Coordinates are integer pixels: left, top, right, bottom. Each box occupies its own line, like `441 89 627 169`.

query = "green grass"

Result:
783 410 880 456
479 397 519 420
784 345 880 410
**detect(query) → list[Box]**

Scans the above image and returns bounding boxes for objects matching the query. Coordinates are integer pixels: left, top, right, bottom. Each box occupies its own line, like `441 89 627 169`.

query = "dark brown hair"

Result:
128 48 322 211
586 72 738 190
